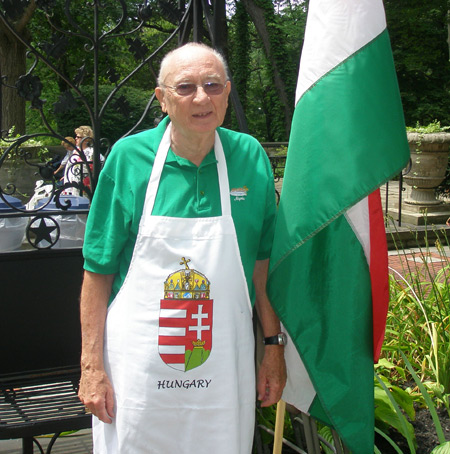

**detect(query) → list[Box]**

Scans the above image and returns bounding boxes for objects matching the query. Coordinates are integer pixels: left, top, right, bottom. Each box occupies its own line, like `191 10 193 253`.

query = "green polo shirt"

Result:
83 117 276 304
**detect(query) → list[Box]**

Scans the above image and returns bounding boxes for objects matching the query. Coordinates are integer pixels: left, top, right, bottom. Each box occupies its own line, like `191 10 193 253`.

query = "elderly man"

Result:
79 42 286 454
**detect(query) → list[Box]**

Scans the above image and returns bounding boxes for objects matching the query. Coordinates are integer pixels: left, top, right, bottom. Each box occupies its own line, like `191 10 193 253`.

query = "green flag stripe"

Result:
269 215 374 453
270 29 409 274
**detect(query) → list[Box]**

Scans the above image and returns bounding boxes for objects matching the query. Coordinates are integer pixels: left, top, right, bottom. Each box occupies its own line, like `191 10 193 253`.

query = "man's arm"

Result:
78 270 115 423
253 259 287 407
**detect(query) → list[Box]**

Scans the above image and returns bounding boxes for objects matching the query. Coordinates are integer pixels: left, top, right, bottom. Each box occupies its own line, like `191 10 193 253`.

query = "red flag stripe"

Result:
368 189 389 361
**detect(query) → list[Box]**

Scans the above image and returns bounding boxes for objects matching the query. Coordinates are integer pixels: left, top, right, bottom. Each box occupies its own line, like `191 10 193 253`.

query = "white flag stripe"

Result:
296 0 386 104
281 324 316 411
159 345 186 354
159 327 186 337
160 308 187 318
345 197 370 264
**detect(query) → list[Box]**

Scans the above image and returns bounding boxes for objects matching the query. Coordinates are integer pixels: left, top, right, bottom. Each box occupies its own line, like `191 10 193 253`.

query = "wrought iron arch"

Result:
0 0 247 250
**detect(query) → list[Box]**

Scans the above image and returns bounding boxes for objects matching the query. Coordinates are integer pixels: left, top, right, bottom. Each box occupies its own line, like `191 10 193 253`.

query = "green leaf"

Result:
375 405 415 441
400 351 447 445
377 358 397 369
375 372 417 453
374 427 405 454
318 426 334 454
375 380 416 421
375 385 394 408
431 442 450 454
389 386 416 421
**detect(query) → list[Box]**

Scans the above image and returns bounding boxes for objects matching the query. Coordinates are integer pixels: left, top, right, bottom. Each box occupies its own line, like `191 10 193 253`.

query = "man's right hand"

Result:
79 271 116 424
79 368 115 423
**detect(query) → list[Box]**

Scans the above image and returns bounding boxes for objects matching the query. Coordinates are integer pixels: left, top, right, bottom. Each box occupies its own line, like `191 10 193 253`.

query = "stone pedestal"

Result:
396 132 450 225
388 203 450 226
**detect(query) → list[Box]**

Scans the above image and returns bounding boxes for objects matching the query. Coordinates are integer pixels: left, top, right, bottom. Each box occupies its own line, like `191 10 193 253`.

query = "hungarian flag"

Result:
267 0 410 452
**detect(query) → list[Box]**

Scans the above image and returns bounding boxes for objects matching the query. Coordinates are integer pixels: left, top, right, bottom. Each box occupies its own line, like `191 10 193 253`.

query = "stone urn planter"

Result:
404 132 450 205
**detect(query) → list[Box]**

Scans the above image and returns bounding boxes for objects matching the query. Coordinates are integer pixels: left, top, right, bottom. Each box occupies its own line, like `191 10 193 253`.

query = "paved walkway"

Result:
0 429 93 453
388 246 450 281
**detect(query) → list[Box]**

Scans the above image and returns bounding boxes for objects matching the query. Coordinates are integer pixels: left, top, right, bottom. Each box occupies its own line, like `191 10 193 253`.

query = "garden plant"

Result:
374 223 450 454
256 222 450 453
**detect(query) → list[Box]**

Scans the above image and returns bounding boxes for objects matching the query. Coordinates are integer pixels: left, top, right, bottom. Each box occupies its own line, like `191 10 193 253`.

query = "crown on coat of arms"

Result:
192 339 206 347
163 257 211 300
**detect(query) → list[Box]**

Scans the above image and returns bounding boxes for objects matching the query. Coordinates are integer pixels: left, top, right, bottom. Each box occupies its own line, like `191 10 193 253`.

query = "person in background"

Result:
74 125 104 191
53 136 76 186
78 42 286 454
74 125 94 162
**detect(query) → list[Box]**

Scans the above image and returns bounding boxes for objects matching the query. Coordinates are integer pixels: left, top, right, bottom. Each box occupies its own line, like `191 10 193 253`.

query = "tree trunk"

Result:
241 0 293 135
0 28 26 134
448 9 450 61
0 0 37 135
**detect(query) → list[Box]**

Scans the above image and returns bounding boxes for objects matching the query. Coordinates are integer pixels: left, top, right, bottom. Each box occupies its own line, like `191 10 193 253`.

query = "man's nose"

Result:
193 86 209 102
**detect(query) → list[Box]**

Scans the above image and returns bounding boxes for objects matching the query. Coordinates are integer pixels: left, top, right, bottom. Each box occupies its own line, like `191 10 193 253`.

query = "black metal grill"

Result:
0 367 90 441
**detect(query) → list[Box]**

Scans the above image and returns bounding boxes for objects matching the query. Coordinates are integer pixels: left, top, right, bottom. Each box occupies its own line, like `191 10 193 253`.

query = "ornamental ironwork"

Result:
0 0 246 251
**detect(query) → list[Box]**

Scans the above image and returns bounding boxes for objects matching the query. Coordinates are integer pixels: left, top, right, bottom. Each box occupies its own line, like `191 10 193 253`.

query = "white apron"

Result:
93 123 256 454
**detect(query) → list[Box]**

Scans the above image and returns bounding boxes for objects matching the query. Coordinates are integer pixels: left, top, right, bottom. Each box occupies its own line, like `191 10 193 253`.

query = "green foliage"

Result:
0 126 50 174
375 227 450 452
28 0 172 92
385 232 450 399
0 126 46 149
375 427 405 454
384 0 450 126
431 442 450 454
400 350 447 445
54 85 160 146
374 372 417 452
254 0 298 104
21 0 176 148
407 120 450 134
255 404 295 448
230 1 250 117
317 425 336 454
228 0 306 141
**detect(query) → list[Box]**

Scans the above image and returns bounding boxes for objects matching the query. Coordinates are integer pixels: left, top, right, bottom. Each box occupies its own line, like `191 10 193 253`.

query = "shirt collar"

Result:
166 147 218 168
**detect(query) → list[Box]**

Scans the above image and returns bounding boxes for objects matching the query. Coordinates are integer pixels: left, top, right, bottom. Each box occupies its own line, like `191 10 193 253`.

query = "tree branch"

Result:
15 0 37 34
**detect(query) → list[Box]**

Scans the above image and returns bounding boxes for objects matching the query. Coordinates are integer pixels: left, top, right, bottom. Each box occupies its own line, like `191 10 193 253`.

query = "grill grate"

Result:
0 369 91 440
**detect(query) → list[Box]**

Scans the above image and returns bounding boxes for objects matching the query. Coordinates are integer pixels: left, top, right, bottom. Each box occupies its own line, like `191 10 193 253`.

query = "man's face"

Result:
156 49 231 137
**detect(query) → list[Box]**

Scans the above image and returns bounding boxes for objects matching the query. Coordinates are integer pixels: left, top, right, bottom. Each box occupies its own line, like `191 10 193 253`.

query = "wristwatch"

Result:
263 332 288 346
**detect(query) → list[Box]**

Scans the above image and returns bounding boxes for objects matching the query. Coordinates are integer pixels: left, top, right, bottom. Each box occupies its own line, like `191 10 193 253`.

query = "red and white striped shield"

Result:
159 298 213 372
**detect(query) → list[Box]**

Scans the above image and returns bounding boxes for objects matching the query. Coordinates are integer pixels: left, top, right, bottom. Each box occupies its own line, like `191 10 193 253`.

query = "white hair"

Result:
157 42 229 86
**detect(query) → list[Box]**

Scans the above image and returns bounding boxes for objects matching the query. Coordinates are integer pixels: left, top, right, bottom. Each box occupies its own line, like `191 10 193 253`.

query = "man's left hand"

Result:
257 345 287 407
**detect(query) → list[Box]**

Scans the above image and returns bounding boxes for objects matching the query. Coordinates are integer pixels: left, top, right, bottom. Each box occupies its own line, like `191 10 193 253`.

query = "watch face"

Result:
264 333 287 345
278 333 288 345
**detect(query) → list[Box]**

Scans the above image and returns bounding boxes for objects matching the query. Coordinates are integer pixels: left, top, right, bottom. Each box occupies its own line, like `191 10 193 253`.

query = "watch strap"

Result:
263 333 287 345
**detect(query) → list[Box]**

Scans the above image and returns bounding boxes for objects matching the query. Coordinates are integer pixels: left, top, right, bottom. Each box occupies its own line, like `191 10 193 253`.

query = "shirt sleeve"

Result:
256 153 277 261
61 151 70 166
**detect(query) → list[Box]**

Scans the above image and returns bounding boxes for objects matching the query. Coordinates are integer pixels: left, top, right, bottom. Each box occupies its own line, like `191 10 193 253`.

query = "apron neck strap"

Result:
214 130 231 216
144 122 231 217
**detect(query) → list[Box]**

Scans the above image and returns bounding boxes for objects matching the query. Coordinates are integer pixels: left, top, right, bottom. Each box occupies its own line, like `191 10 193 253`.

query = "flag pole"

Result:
273 399 286 454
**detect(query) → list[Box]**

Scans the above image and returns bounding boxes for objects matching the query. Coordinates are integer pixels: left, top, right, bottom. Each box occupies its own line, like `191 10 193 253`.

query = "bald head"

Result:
157 43 229 87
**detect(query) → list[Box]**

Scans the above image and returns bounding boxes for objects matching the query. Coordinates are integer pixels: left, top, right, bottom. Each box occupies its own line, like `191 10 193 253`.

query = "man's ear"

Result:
224 81 231 109
155 87 167 113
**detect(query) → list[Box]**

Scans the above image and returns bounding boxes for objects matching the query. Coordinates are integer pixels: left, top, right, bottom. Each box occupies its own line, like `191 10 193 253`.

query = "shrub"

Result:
54 85 161 146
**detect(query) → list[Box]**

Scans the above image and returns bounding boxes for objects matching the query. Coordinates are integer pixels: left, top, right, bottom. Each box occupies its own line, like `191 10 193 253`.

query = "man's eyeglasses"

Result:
162 82 227 97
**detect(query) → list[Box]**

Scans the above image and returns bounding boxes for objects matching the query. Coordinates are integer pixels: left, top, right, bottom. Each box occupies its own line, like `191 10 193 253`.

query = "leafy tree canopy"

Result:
384 0 450 126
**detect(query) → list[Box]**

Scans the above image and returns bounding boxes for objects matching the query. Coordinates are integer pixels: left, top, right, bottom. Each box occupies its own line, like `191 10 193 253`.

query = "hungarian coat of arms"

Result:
159 257 213 372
